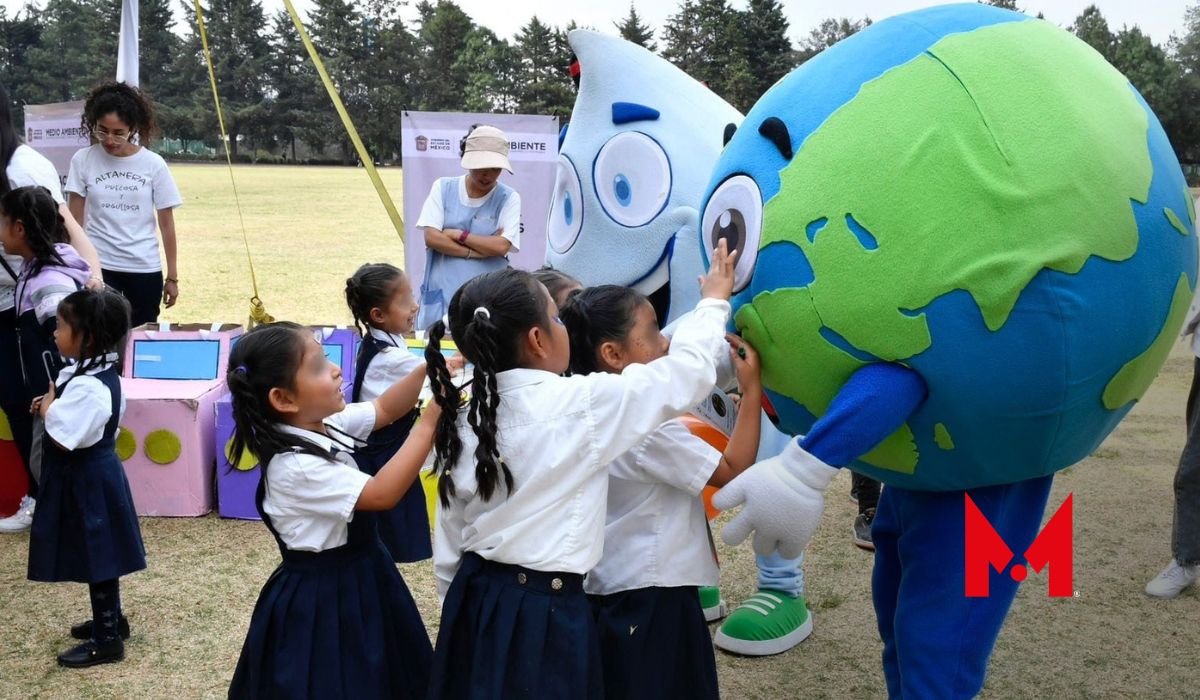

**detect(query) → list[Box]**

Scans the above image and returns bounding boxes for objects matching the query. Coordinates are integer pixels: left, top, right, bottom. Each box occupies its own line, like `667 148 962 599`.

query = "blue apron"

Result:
417 177 513 331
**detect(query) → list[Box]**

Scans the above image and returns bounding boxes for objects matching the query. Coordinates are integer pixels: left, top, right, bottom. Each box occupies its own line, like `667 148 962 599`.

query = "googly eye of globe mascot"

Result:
703 4 1197 696
545 29 816 657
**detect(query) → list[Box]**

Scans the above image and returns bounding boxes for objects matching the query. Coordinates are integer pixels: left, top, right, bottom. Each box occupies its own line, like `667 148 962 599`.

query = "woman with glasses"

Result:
0 82 103 535
66 82 182 327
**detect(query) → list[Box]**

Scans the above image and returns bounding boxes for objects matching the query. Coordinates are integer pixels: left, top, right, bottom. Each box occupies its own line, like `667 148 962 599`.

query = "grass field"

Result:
0 163 1196 698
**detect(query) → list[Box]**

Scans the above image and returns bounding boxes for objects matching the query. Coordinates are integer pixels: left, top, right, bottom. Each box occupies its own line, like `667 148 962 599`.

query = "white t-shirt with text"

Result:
65 145 182 273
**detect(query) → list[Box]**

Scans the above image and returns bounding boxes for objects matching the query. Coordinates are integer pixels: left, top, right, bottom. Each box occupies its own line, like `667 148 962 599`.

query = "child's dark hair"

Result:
81 81 158 144
0 186 67 275
558 285 647 376
226 322 334 477
345 263 406 336
0 82 21 196
425 268 550 505
57 288 131 373
532 267 581 306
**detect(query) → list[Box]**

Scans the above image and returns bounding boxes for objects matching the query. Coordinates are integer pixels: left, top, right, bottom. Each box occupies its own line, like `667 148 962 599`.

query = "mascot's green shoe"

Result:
714 590 812 656
699 586 728 622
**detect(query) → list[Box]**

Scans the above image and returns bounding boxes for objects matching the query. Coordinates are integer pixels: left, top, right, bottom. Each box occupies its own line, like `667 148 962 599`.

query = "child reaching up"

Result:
561 285 762 700
225 322 434 700
345 263 432 562
27 289 143 668
424 240 737 699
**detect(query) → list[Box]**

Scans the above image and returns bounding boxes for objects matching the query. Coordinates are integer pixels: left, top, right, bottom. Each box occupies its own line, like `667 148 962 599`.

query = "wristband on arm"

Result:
458 230 470 244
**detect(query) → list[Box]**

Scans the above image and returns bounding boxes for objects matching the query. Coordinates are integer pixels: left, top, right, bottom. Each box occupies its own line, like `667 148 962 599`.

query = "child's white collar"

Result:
58 352 120 381
368 327 406 347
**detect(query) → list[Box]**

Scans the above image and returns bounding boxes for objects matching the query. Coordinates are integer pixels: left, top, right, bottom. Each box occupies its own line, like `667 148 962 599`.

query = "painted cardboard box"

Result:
117 323 244 516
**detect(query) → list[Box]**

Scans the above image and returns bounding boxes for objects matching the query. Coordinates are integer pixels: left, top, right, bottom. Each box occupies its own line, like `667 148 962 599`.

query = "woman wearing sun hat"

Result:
415 124 522 331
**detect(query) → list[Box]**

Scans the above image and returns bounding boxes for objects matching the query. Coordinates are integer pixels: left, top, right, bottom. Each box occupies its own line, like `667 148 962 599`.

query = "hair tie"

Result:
474 307 491 320
233 364 248 375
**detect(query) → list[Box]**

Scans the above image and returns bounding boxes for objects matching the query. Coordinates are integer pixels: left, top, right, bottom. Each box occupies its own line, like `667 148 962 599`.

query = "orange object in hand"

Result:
676 414 730 521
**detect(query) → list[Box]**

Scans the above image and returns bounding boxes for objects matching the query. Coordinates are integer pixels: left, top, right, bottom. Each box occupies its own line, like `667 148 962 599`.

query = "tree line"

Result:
1 0 1198 165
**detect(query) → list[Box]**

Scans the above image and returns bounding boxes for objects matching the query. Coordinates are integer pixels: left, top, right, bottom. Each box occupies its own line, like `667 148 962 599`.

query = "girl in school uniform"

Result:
344 263 432 562
423 240 737 699
27 288 144 668
0 186 92 479
561 285 763 700
225 321 435 700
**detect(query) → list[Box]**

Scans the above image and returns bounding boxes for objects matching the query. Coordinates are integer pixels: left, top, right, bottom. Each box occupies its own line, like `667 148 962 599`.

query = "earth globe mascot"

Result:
702 4 1198 696
545 30 819 655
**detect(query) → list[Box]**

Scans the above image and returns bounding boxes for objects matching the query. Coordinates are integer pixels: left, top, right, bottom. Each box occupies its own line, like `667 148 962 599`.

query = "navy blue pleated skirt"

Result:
353 417 432 563
27 446 146 584
429 552 603 699
228 537 432 699
589 585 719 700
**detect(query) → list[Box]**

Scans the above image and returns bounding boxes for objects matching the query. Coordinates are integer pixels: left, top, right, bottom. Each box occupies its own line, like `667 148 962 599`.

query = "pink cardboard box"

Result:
115 323 244 517
119 378 225 516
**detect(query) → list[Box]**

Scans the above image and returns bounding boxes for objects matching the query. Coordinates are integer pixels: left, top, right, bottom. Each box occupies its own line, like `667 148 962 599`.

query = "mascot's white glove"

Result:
712 438 839 559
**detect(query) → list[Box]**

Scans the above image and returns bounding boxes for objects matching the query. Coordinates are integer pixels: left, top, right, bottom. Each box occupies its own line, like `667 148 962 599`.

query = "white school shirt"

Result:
2 145 66 312
433 298 731 597
584 420 721 595
416 176 522 250
260 402 377 552
44 353 125 450
360 328 424 401
64 145 183 273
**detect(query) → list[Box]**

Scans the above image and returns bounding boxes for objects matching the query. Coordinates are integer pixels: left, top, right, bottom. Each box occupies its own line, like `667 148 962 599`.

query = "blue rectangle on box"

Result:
131 339 221 380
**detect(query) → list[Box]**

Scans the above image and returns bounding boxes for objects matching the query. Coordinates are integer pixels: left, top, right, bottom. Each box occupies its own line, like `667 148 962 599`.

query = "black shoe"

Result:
853 508 876 552
57 639 125 668
71 614 130 640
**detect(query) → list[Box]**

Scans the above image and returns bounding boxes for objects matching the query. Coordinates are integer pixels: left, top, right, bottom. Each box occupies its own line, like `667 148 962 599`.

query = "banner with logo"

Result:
400 111 559 295
22 101 89 195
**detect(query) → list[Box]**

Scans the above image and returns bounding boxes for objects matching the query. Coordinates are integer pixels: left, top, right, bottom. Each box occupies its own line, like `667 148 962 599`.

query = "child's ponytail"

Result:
460 308 513 503
425 319 465 506
431 268 551 504
0 186 68 275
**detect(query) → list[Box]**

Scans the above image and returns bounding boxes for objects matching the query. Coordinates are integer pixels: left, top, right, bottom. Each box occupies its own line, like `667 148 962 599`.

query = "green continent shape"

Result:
1166 207 1190 236
934 423 955 450
737 286 917 473
1187 189 1196 225
760 19 1151 369
1103 273 1193 409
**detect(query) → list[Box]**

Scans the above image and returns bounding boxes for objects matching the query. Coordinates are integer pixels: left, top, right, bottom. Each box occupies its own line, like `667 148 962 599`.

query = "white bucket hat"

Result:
460 125 513 173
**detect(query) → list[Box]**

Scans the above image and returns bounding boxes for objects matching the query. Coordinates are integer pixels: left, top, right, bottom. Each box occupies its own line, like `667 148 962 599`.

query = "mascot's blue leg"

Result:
872 475 1054 699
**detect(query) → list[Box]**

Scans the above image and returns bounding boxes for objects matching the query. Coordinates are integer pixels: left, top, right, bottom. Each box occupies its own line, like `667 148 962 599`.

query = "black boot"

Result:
70 615 130 641
57 639 125 668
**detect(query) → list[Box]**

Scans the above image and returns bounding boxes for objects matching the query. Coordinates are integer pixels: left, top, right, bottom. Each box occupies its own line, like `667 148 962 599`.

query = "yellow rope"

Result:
193 0 274 327
282 0 406 240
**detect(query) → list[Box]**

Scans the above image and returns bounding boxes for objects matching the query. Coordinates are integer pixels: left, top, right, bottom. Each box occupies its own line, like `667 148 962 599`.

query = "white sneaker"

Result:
0 495 35 533
1145 559 1198 599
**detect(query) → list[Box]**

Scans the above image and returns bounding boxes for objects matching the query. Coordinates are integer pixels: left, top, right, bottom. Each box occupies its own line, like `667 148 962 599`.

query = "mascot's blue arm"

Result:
799 363 927 467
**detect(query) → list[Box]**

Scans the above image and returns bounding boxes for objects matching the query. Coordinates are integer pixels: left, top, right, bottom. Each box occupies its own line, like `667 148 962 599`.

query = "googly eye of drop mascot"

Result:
545 29 816 657
703 4 1197 697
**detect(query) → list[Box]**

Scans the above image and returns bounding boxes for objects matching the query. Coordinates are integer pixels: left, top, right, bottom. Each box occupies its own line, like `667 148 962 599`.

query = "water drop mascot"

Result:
545 29 815 656
702 4 1197 696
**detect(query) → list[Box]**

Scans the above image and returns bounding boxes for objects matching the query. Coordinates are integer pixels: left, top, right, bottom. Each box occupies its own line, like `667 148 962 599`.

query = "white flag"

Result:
116 0 139 87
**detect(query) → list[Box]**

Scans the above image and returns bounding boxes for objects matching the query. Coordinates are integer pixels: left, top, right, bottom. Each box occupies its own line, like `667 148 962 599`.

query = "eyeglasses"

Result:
92 128 130 144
